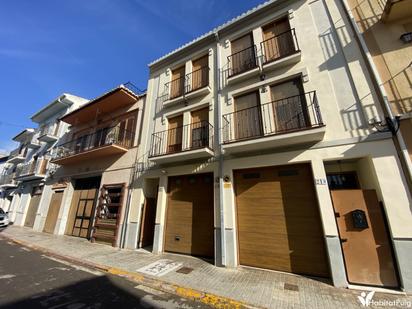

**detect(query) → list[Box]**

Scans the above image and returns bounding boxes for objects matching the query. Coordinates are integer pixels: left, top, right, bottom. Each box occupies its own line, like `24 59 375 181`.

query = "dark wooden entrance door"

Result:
331 189 399 287
65 177 101 239
139 195 158 248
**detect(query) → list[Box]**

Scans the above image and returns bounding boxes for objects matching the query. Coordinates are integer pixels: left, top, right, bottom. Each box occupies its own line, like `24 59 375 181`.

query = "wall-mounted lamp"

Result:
369 116 400 135
260 85 267 93
400 32 412 44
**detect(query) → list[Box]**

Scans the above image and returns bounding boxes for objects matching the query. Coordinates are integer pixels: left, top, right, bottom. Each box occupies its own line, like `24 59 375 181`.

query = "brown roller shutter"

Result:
234 164 329 277
164 173 214 258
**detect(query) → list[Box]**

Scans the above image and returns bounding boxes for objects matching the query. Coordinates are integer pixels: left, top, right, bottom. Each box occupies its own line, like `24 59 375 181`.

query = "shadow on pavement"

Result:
1 273 171 309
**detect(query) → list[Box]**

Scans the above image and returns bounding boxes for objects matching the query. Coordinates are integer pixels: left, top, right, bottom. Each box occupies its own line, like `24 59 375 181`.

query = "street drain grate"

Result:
176 267 194 274
284 283 299 291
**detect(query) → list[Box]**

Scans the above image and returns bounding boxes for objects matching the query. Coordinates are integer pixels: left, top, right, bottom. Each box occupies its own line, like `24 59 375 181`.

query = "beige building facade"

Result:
32 85 146 247
123 0 412 293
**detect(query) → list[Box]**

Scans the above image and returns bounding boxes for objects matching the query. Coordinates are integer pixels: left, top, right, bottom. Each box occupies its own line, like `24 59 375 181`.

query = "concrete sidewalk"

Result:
1 226 410 309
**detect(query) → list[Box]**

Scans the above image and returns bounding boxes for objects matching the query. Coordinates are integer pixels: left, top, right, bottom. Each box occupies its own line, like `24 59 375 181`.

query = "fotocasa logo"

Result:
358 291 375 307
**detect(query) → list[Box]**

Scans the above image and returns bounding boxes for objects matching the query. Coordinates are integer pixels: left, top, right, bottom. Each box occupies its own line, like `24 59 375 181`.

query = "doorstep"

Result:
0 226 410 309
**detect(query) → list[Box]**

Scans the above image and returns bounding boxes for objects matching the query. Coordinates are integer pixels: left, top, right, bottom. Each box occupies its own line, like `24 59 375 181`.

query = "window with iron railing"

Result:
222 91 323 143
149 121 214 157
261 28 299 64
39 121 60 137
163 66 210 101
227 45 258 77
16 158 49 177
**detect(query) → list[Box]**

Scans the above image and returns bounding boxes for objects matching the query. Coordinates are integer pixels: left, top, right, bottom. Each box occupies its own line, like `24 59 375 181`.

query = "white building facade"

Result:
124 0 412 293
9 94 88 228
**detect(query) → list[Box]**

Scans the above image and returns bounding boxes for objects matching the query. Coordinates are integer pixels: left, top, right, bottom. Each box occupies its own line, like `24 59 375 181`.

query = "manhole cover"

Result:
284 283 299 291
176 267 193 274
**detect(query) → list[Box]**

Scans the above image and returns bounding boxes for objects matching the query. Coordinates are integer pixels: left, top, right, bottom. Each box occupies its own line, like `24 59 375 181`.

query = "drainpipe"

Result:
214 31 226 266
340 0 412 188
120 95 146 249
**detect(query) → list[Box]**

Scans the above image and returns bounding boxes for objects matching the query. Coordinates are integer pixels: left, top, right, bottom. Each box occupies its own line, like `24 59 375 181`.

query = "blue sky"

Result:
0 0 264 153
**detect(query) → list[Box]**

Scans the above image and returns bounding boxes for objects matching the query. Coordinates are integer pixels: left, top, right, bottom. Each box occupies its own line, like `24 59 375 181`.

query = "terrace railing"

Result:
222 91 323 143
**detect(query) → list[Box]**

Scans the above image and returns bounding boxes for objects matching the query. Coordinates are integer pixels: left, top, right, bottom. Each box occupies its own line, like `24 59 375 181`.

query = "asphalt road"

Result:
0 238 210 309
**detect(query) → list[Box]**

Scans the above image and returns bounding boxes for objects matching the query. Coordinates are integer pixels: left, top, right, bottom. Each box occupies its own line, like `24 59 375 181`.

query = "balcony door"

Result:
167 115 183 154
118 115 136 148
170 66 185 99
270 78 309 132
262 17 294 62
191 55 208 92
234 91 263 140
191 107 209 149
94 127 109 148
230 33 255 75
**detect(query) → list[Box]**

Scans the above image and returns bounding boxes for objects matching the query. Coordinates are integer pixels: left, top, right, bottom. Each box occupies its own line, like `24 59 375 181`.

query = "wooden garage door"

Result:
24 186 43 228
234 164 329 277
65 177 101 239
164 173 214 258
43 190 64 234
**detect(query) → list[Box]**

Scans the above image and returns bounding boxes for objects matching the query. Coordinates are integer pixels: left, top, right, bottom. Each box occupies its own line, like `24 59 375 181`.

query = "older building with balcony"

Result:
123 0 412 294
32 83 146 248
0 155 16 212
10 93 88 228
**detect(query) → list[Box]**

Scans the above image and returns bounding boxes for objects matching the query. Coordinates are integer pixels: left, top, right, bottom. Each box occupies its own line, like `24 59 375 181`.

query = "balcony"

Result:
15 158 49 181
260 28 301 72
51 126 134 165
38 123 59 142
149 121 214 164
7 148 27 164
27 138 41 149
382 0 412 23
162 66 210 107
227 45 259 84
222 91 325 154
0 173 17 188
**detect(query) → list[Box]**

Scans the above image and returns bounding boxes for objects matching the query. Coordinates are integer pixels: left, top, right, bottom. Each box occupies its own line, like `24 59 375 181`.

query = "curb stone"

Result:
0 233 261 309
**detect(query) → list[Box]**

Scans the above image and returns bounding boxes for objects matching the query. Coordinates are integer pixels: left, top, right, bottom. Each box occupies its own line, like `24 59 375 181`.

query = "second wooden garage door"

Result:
234 164 329 277
164 173 214 258
43 190 64 234
24 186 43 228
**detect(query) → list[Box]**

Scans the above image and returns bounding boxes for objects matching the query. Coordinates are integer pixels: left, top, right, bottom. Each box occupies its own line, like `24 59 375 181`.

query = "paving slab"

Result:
1 226 411 308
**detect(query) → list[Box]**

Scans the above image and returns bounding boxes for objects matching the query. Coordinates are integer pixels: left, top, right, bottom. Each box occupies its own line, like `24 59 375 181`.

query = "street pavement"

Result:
0 238 210 309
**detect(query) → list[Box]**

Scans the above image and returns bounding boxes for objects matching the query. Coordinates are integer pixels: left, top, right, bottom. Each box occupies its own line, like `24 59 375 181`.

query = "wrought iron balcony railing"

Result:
0 173 16 186
260 28 300 64
227 45 258 77
149 121 213 157
163 66 210 101
8 147 27 160
222 91 323 143
185 66 209 93
15 158 49 178
52 125 135 161
166 76 186 100
39 122 59 138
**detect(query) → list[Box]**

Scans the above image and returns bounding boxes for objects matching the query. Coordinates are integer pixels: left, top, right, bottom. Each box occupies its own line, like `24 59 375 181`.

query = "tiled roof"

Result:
148 0 277 67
